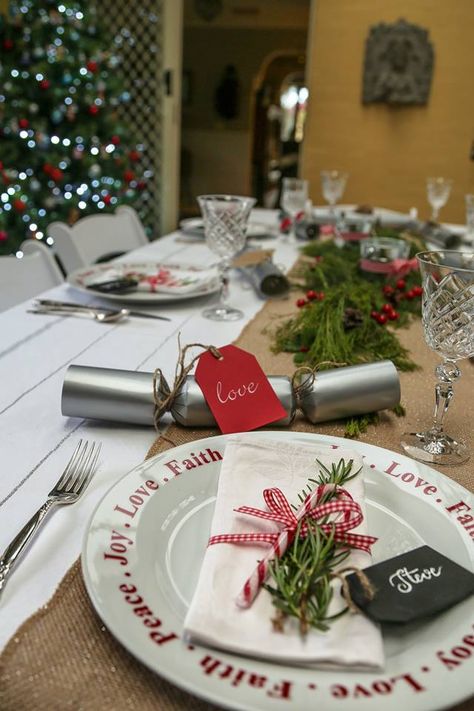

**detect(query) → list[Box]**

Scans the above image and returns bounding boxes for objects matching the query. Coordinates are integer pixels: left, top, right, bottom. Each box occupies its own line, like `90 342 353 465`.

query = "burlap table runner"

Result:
2 291 474 710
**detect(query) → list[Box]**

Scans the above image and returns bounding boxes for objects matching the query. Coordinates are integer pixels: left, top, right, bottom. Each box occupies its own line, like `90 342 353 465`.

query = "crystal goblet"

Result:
280 178 308 239
320 170 348 219
401 250 474 464
198 194 256 321
426 177 452 223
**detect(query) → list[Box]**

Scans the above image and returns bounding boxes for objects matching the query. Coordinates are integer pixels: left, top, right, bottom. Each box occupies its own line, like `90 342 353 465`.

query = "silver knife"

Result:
35 299 171 321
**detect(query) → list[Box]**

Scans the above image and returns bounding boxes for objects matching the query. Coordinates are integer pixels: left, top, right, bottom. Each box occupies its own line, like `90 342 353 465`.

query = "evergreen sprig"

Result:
263 458 360 635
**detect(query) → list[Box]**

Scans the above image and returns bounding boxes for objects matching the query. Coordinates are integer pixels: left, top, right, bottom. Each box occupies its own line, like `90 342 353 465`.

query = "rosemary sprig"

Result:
263 458 361 635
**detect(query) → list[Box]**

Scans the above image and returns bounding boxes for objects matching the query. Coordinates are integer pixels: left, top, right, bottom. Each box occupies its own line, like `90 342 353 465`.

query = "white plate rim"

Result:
82 431 474 711
67 261 220 303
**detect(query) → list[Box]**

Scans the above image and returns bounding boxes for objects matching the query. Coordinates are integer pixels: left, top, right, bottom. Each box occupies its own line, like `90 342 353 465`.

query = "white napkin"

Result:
84 264 218 294
184 436 384 670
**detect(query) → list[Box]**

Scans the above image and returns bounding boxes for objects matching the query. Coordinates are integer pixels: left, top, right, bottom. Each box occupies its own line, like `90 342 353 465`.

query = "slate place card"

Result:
346 545 474 624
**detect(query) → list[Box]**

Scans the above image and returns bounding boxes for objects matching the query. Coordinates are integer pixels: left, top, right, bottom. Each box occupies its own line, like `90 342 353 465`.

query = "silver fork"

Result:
0 440 101 596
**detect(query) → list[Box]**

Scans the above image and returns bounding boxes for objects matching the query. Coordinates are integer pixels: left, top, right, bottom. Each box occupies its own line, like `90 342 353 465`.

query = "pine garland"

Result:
273 233 425 436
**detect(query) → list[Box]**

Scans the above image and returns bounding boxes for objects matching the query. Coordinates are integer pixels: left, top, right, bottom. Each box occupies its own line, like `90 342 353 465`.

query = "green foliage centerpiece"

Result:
273 233 425 435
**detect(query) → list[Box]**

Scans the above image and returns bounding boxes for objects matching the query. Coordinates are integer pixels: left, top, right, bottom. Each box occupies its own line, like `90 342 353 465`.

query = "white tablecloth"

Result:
0 209 298 649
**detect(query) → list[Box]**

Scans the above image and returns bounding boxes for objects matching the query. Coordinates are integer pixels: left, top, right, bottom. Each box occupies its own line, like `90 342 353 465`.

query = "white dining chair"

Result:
47 205 149 275
0 240 64 312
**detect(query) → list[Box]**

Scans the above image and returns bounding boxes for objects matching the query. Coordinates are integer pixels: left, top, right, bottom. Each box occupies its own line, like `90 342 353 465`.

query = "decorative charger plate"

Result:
82 432 474 710
67 261 220 303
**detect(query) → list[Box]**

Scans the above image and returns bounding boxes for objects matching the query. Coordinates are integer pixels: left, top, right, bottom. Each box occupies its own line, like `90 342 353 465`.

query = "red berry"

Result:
405 289 415 300
3 39 13 50
388 310 399 320
0 230 8 241
13 198 26 212
129 150 141 162
18 118 29 129
376 313 388 325
103 194 112 205
111 135 121 145
381 303 393 314
39 79 50 90
382 285 395 297
318 291 325 300
43 163 53 175
88 105 99 115
299 346 309 353
306 290 317 301
137 181 146 190
396 279 406 290
86 61 98 73
412 286 423 296
370 310 379 319
296 298 307 308
51 168 63 182
123 170 135 183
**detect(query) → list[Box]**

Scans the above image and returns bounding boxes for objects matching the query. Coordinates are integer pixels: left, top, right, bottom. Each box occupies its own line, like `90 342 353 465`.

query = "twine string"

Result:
331 566 376 614
291 361 347 407
152 336 222 431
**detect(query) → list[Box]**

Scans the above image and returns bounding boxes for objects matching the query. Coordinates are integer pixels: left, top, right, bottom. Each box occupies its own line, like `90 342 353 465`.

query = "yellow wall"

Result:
302 0 474 223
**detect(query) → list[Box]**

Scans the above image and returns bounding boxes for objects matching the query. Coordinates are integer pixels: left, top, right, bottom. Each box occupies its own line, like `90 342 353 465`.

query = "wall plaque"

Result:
362 18 434 106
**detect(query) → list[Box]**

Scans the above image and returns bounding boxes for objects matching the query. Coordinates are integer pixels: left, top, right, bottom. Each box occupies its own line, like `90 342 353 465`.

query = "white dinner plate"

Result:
82 432 474 710
67 261 220 303
180 218 275 240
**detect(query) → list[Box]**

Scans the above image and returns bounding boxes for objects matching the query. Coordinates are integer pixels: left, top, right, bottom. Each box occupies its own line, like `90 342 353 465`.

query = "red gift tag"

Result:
194 345 287 434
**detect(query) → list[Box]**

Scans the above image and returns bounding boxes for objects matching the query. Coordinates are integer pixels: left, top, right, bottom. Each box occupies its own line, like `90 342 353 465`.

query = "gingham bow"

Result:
209 485 377 554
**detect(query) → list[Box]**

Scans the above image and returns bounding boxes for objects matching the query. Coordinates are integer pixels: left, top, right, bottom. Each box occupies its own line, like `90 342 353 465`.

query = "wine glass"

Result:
197 194 256 321
280 178 308 239
401 250 474 464
426 177 453 222
320 170 348 219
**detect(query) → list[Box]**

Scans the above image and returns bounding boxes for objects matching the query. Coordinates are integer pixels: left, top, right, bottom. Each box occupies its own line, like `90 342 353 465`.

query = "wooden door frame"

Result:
160 0 183 234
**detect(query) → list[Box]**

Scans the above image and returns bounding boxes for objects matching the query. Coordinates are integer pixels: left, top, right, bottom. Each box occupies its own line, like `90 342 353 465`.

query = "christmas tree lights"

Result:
0 0 148 257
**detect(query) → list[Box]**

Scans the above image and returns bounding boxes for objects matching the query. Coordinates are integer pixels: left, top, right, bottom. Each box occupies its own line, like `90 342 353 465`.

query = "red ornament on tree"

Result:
18 118 29 129
111 135 121 145
43 163 53 175
39 79 50 90
88 105 99 115
123 170 135 183
13 198 26 212
128 150 140 162
51 168 63 182
86 61 98 73
0 230 8 242
103 194 112 205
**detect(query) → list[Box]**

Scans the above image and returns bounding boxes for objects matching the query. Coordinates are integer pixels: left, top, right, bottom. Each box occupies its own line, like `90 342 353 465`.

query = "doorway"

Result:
178 0 310 218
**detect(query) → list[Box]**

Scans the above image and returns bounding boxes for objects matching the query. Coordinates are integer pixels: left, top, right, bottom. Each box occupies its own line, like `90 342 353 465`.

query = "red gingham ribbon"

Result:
209 485 377 554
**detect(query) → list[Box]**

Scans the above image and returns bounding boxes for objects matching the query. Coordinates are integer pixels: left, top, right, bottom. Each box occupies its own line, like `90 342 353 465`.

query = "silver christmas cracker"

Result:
297 360 400 423
61 366 296 427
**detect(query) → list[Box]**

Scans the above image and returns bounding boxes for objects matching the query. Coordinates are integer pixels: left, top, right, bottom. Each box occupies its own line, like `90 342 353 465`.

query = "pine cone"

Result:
343 307 363 330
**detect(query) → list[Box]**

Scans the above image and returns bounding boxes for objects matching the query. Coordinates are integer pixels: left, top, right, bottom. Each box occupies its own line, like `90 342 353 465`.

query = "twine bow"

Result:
209 485 377 554
152 337 222 432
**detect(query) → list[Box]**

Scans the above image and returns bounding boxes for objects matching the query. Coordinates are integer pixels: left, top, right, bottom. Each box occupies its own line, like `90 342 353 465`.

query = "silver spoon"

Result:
28 306 130 323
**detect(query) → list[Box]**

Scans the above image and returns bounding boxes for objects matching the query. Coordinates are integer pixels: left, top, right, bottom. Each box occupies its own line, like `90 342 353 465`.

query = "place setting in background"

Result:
66 260 221 303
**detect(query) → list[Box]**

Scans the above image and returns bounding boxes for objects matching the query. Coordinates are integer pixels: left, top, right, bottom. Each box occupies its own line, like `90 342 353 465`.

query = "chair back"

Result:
48 206 149 274
0 240 64 312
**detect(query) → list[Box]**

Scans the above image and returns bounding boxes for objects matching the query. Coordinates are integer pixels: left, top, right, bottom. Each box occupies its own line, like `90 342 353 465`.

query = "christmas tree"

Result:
0 0 147 257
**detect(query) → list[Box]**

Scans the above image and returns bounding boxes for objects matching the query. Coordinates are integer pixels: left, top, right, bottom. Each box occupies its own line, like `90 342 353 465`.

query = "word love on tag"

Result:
195 345 287 434
346 545 474 624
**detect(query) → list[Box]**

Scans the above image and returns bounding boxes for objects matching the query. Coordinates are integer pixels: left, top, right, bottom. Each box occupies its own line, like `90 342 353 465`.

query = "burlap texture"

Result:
2 290 473 711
